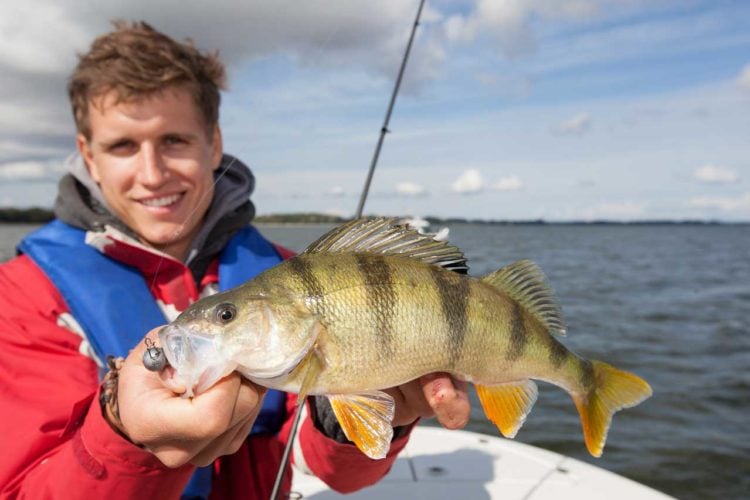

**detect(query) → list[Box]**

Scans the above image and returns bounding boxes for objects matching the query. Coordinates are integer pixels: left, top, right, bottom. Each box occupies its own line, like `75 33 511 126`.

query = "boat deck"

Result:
291 426 673 499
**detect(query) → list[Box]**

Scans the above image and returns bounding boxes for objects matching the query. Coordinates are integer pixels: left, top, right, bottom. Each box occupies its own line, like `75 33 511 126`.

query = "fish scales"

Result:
275 253 463 392
160 217 652 459
262 252 571 395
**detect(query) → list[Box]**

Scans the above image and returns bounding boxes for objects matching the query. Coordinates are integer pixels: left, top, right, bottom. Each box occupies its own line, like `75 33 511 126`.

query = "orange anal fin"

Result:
476 380 538 439
328 391 395 459
573 360 653 457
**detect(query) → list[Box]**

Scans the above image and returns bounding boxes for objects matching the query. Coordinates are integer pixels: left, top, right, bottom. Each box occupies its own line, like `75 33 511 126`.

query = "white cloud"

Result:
491 176 524 191
0 2 89 74
737 63 750 92
451 169 484 194
0 1 444 80
327 186 346 197
554 112 591 136
694 164 739 184
0 1 449 160
689 193 750 213
395 181 427 197
440 0 599 58
0 160 64 180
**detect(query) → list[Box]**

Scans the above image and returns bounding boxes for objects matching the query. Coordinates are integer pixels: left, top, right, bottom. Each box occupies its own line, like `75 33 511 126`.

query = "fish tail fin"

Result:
476 380 538 439
572 360 652 457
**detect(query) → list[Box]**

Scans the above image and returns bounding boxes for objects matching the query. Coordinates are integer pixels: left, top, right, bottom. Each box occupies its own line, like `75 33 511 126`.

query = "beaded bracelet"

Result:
99 355 125 430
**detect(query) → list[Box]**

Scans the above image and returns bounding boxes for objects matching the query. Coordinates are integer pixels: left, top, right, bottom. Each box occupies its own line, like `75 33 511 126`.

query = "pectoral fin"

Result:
296 339 326 403
476 380 538 438
328 391 395 459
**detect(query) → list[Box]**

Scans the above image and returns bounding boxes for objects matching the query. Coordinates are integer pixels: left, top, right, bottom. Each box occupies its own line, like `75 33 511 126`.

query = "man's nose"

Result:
138 144 168 186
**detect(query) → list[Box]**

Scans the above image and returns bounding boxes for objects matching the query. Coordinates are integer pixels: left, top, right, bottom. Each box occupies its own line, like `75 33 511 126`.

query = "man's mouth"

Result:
140 193 183 208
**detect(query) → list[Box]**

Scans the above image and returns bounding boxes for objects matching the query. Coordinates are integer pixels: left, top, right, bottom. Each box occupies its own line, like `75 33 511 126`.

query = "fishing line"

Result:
147 155 238 292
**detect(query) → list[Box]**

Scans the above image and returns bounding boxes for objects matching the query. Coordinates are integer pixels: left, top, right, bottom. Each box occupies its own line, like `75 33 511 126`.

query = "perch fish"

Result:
159 218 652 459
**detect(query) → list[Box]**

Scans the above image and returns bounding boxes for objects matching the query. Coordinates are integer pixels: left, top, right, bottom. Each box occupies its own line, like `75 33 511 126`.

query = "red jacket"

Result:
0 233 409 499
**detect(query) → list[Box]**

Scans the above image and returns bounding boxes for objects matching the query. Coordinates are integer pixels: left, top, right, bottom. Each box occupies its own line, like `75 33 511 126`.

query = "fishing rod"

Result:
270 1 426 498
355 0 426 218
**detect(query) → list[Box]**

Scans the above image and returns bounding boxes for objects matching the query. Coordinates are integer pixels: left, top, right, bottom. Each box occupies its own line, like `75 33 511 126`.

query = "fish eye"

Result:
215 303 237 324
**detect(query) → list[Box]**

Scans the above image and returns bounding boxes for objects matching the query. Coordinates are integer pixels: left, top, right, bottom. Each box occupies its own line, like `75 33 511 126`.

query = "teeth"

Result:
142 194 181 207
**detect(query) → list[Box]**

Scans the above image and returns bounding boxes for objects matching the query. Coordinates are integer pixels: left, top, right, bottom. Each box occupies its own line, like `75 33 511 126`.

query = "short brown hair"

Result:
68 20 227 139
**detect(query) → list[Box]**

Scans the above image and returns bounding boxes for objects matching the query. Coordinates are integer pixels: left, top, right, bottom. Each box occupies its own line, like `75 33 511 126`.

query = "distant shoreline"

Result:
0 207 746 226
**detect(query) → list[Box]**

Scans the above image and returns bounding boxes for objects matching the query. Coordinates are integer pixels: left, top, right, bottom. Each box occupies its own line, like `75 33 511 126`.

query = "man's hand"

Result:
386 373 471 430
111 327 266 468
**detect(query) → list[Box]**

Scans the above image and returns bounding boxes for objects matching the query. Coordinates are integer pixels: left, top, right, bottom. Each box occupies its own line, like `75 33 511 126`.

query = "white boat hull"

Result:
291 426 673 499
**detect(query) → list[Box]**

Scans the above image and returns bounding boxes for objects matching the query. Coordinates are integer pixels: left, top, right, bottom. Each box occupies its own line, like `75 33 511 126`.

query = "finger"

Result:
189 404 260 466
129 373 242 444
389 382 433 427
169 373 244 437
148 444 207 469
144 385 260 469
185 377 265 465
229 378 266 427
134 375 249 464
420 373 471 430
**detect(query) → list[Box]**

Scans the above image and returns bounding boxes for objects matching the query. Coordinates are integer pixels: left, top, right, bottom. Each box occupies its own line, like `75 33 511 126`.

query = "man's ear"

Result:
211 125 224 171
76 134 101 182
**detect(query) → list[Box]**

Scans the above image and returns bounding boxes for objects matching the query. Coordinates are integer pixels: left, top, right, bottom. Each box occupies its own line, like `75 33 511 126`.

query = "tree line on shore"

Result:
0 207 738 226
0 208 349 224
0 207 56 223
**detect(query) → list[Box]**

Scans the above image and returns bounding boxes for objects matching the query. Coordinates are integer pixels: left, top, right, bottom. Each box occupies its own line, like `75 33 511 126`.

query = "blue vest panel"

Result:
20 220 290 499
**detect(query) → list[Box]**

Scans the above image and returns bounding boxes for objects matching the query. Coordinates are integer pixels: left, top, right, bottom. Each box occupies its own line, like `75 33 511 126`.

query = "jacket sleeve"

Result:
0 256 193 499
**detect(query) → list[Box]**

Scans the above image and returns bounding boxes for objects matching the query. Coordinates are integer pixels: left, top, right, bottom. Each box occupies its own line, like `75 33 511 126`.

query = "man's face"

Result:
78 86 222 261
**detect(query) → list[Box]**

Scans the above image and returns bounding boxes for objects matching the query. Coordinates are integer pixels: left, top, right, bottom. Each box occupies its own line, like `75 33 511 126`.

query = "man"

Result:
0 21 470 499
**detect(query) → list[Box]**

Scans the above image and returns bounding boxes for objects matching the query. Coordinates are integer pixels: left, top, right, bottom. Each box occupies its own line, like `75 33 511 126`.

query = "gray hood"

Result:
54 153 256 280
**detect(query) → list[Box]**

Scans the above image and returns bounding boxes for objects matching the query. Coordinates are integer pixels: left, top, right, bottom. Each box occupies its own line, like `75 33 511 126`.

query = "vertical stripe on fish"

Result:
506 301 528 362
355 254 396 357
430 266 470 369
288 256 327 317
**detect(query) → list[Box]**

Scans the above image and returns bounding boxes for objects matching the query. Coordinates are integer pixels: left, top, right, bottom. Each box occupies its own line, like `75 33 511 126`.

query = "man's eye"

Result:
164 135 187 146
108 140 134 153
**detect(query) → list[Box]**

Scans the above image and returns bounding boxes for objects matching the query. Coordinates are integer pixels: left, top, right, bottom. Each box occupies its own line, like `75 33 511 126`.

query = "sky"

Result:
1 0 749 221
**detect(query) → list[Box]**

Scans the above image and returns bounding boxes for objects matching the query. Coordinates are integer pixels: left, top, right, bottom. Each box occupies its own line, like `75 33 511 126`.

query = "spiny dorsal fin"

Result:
482 260 566 336
303 217 469 273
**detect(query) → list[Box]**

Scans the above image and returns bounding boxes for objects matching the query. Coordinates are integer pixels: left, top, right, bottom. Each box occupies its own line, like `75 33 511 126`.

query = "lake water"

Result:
2 222 748 499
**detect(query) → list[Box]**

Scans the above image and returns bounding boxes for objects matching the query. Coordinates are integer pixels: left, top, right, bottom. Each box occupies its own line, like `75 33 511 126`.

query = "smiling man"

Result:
0 21 470 499
78 87 222 260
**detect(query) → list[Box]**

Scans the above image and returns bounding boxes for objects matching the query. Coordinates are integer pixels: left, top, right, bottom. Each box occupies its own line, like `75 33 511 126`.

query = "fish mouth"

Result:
158 324 236 397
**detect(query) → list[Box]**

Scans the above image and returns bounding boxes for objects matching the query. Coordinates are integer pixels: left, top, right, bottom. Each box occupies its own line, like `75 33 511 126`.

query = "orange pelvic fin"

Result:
328 391 395 460
476 380 538 438
573 360 653 457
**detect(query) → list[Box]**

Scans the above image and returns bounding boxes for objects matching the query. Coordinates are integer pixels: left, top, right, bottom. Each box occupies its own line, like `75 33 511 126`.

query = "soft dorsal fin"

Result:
303 217 469 273
482 260 566 336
